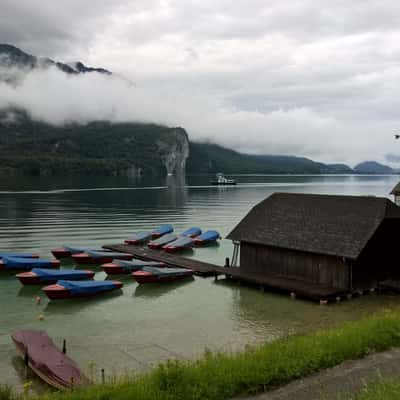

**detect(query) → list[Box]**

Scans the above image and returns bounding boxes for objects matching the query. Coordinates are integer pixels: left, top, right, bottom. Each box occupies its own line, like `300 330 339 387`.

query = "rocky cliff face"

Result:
0 110 190 177
157 128 189 176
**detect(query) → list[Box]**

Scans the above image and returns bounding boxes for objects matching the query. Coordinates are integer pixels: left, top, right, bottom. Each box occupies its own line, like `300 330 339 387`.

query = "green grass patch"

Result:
6 310 400 400
347 378 400 400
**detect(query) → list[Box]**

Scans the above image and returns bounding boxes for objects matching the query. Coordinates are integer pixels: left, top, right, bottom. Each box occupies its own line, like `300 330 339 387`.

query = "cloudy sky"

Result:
2 0 400 166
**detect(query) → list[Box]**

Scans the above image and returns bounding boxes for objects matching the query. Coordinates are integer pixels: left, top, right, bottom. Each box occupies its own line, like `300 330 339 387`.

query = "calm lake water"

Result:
1 174 400 390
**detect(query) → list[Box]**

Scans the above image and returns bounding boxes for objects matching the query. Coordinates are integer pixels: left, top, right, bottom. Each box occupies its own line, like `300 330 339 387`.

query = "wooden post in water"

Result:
101 368 105 384
62 339 66 354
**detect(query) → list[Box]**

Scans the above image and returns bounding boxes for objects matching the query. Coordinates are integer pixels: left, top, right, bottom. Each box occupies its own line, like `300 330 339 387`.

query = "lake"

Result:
1 174 400 390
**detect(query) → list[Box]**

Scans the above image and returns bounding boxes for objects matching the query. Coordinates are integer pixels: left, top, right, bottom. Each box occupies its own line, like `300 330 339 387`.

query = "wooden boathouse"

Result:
390 182 400 206
227 193 400 295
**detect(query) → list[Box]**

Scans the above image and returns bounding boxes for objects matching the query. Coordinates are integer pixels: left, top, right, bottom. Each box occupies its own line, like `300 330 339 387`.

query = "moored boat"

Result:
11 329 90 390
210 173 236 185
16 268 95 285
163 236 194 253
51 246 102 259
102 259 166 275
132 266 194 284
181 227 202 238
124 231 152 245
43 279 123 300
0 256 60 271
148 233 177 249
151 224 173 239
0 252 39 259
194 230 221 246
72 250 133 265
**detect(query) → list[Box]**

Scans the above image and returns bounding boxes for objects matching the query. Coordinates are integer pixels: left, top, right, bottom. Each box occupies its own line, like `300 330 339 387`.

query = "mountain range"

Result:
0 44 396 177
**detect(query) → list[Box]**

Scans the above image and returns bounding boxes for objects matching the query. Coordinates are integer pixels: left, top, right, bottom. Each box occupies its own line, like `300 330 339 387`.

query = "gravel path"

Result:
238 348 400 400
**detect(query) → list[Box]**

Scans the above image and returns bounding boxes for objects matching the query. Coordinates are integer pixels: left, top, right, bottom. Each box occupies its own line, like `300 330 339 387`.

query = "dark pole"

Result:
62 339 66 354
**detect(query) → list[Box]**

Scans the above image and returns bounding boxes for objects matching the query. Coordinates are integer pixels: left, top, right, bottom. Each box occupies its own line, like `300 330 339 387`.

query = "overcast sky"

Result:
2 0 400 166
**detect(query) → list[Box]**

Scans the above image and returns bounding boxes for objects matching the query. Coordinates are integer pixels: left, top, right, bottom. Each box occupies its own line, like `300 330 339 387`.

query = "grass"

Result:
4 310 400 400
347 378 400 400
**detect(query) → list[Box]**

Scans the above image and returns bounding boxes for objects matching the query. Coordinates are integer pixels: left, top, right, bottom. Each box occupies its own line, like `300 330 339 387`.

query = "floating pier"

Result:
103 243 346 301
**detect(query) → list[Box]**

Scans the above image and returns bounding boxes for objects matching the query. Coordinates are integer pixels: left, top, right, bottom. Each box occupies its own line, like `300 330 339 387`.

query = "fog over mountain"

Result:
2 0 400 167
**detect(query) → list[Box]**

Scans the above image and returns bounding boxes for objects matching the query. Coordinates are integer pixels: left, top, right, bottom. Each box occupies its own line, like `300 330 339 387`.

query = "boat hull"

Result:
72 253 133 265
11 330 89 390
16 270 95 285
43 281 123 299
133 270 193 284
0 259 60 271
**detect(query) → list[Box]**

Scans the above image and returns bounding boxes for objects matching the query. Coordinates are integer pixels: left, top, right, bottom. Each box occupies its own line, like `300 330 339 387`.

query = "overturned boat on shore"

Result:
11 329 90 390
43 279 123 300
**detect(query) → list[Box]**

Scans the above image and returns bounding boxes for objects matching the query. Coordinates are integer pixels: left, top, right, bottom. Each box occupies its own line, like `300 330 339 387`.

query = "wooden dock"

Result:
103 243 345 301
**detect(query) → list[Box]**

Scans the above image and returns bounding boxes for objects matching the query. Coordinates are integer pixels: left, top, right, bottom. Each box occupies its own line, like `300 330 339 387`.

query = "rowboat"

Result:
163 236 194 253
133 266 193 284
151 224 173 239
0 252 39 259
16 268 95 285
181 227 202 238
72 250 133 265
43 280 123 300
11 329 89 390
102 259 166 275
194 230 221 245
51 246 102 259
0 256 60 271
124 231 152 245
148 233 177 249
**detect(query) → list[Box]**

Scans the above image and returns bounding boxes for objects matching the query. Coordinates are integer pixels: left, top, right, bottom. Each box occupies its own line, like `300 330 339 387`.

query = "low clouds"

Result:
2 0 400 166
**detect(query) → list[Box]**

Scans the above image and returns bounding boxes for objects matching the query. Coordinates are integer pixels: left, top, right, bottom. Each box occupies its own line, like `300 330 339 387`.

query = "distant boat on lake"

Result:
210 173 236 185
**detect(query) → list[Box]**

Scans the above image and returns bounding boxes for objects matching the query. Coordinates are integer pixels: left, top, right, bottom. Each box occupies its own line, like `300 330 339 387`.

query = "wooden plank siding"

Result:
240 242 349 289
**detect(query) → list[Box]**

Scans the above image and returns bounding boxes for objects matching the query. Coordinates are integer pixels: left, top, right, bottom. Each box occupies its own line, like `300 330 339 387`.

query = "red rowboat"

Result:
133 266 193 284
102 259 166 275
16 269 95 285
43 280 123 300
72 251 133 265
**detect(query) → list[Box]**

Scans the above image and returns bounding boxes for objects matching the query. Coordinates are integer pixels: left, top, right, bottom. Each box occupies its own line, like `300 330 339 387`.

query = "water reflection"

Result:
133 278 195 299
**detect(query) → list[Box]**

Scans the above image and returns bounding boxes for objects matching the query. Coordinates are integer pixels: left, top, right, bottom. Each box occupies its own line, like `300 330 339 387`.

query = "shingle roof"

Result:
390 182 400 195
227 193 400 260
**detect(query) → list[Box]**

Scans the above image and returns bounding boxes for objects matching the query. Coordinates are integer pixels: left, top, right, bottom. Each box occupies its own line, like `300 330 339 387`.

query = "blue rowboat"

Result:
151 224 173 239
163 236 194 253
148 233 177 249
72 250 133 265
0 256 60 271
181 227 202 238
43 280 123 299
0 252 39 259
102 259 166 275
51 246 103 259
133 266 193 283
125 231 153 245
16 268 95 285
194 230 221 245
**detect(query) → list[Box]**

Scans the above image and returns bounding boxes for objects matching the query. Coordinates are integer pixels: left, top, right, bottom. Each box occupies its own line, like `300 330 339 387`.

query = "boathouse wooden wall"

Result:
240 242 349 289
352 219 400 289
